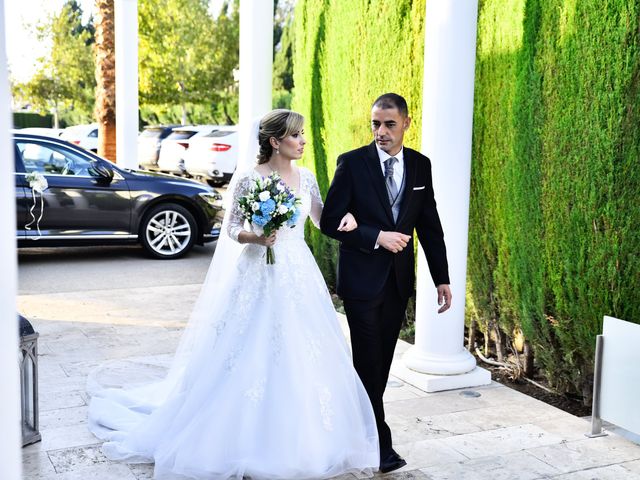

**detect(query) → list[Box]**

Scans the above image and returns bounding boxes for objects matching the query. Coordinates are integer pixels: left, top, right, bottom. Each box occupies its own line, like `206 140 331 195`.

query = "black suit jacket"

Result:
320 142 450 301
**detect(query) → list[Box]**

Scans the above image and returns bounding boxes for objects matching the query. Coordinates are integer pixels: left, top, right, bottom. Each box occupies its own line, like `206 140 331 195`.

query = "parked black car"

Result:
14 133 224 259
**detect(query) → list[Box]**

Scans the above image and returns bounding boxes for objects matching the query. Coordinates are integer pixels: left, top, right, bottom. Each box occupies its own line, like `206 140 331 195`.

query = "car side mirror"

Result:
90 162 114 182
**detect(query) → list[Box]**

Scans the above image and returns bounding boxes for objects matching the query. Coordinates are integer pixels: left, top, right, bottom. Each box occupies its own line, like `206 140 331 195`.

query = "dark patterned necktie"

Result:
384 157 398 205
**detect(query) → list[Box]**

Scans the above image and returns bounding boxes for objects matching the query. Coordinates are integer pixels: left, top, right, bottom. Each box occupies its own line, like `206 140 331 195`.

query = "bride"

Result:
87 109 380 479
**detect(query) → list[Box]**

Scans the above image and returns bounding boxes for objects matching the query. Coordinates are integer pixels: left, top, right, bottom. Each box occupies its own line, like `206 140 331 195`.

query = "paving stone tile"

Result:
376 470 432 479
39 406 88 430
551 463 640 479
44 345 111 363
22 451 57 477
37 361 69 380
420 450 559 480
624 460 640 473
39 391 86 412
385 391 490 418
440 424 563 459
384 383 423 402
50 463 137 480
22 424 100 453
393 340 412 356
441 402 567 432
127 463 155 480
528 435 640 473
60 360 103 378
47 444 108 473
533 415 592 442
388 410 483 445
39 375 88 395
394 439 468 469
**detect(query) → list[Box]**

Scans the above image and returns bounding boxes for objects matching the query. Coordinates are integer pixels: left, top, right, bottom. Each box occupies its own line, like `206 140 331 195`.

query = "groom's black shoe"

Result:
379 449 407 474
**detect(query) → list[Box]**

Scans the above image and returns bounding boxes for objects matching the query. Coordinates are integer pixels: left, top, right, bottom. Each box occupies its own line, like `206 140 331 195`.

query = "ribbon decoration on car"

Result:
24 171 48 239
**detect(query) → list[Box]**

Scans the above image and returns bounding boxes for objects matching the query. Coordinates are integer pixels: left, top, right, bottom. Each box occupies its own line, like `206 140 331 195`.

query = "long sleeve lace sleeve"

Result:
226 173 252 242
307 169 324 229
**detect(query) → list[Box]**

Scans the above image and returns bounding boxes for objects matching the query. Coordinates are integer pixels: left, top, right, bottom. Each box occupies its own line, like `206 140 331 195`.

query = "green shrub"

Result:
293 0 640 397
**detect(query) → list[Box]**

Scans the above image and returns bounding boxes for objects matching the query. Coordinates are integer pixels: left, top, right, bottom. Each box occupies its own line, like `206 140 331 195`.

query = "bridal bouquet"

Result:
238 172 301 264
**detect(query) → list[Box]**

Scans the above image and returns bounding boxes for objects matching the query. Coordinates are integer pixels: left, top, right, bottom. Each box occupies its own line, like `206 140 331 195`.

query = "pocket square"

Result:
413 186 426 190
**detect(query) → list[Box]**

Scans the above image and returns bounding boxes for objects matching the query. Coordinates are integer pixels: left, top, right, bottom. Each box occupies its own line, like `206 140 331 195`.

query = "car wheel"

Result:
141 203 197 259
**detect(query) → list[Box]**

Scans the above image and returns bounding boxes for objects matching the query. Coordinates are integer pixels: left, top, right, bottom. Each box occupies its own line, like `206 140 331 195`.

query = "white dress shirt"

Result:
376 144 404 189
374 144 404 248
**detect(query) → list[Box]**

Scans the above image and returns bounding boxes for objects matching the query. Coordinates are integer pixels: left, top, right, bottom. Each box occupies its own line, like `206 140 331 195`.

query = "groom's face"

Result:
371 106 411 156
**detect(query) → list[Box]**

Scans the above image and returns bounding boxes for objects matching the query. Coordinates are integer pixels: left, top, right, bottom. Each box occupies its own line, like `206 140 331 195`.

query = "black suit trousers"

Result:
343 268 408 458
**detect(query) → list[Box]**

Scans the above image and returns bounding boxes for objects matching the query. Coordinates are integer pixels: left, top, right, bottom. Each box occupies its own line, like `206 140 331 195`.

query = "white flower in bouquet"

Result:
258 191 271 202
238 172 302 264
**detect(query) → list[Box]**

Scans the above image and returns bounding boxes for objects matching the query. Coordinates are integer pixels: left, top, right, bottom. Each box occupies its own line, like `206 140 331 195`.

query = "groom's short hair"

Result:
372 93 409 117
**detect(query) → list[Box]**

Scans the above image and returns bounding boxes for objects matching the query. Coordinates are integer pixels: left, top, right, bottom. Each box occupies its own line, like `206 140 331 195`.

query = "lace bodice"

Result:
227 167 324 242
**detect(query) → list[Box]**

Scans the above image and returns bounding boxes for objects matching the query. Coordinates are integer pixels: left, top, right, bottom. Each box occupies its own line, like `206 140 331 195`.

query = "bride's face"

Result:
277 129 306 160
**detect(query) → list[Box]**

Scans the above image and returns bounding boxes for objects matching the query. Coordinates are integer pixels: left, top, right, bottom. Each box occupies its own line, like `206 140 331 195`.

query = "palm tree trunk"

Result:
95 0 117 162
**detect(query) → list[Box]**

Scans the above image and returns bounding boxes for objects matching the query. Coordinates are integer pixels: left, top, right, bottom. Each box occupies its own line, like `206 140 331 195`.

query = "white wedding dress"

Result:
88 167 379 480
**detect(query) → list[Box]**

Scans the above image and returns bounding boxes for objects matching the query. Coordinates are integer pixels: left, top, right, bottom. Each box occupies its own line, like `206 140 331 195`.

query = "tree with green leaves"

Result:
138 0 239 125
12 0 95 128
273 0 295 108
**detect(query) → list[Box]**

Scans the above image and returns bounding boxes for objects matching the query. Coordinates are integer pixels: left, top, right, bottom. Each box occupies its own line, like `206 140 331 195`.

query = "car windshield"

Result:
166 131 196 140
140 128 165 138
204 130 235 138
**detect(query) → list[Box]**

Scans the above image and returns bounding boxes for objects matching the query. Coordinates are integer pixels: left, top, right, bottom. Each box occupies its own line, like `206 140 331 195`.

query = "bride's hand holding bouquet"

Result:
238 172 301 264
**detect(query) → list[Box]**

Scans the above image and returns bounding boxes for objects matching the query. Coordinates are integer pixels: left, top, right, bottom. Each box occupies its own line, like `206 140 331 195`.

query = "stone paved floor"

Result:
19 284 640 479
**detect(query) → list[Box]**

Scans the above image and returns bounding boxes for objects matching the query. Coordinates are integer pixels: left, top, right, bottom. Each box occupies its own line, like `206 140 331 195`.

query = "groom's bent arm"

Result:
320 156 379 252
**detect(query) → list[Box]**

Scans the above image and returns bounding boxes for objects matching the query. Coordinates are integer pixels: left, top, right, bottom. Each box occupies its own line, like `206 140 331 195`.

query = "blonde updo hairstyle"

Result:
257 109 305 164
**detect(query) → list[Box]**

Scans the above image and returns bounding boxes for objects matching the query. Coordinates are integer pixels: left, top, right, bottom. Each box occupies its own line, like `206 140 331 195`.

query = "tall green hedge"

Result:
293 0 640 397
293 0 426 289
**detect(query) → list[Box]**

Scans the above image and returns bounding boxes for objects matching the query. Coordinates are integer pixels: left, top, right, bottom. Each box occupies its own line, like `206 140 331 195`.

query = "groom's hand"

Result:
377 231 411 253
437 284 452 313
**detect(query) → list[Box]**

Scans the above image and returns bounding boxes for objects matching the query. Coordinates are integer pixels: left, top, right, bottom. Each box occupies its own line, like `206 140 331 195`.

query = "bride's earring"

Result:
276 148 280 155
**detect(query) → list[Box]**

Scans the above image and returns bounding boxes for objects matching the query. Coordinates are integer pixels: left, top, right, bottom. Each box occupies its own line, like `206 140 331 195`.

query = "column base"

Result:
403 344 478 375
391 359 492 393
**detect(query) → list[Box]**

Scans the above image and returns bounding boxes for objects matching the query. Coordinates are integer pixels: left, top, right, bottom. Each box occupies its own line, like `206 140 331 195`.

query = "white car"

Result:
184 126 237 186
18 127 64 138
157 125 218 176
60 123 99 152
138 125 179 171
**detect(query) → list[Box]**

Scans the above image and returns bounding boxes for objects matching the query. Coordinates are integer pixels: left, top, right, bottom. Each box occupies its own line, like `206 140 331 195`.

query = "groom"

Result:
320 93 452 473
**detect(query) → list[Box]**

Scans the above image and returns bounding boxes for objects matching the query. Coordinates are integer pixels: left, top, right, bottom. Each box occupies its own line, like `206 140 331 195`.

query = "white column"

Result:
238 0 274 170
0 0 23 477
115 0 139 169
396 0 491 392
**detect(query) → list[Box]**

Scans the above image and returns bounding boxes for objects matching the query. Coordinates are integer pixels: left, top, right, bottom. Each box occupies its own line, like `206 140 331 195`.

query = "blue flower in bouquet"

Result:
260 198 276 215
287 209 300 226
252 213 270 227
237 172 302 264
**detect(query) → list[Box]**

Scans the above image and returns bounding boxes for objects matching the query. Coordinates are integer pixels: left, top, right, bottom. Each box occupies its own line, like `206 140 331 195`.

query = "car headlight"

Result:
199 192 223 208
